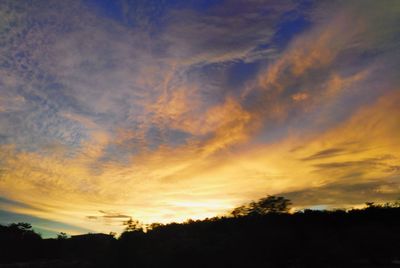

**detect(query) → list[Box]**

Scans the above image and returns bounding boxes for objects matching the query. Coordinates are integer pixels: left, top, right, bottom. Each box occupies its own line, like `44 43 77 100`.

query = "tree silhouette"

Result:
6 222 41 240
12 222 32 230
250 195 291 214
57 232 68 240
231 205 250 217
231 195 292 217
123 218 144 232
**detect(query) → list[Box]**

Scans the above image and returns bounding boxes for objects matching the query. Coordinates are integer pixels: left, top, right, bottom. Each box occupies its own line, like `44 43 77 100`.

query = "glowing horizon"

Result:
0 0 399 237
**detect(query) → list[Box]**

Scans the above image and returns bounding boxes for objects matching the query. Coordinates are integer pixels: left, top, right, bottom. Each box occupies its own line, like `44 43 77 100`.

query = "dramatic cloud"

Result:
0 0 399 236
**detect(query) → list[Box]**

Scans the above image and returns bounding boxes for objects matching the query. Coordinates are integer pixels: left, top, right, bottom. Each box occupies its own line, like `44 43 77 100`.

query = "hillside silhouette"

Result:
1 197 400 267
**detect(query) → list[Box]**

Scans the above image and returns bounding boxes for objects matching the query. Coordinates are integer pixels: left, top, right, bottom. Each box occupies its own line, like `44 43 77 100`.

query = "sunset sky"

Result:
0 0 399 237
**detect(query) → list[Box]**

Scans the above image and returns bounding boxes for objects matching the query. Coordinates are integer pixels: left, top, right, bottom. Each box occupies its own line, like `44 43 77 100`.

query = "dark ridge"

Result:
1 199 400 267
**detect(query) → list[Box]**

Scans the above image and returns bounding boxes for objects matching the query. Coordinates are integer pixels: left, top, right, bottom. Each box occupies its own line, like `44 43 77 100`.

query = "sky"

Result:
0 0 399 237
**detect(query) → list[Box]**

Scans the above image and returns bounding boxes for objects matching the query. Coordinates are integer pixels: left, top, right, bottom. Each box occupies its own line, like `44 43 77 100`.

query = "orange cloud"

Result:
291 92 308 102
1 90 399 234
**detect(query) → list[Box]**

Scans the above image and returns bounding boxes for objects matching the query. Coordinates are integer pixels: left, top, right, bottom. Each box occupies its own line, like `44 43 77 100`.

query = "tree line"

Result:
1 196 400 267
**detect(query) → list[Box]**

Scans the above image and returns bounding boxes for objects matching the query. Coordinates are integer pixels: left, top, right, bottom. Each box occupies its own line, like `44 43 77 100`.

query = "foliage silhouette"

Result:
231 195 292 217
1 198 400 267
123 218 145 232
57 232 68 240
